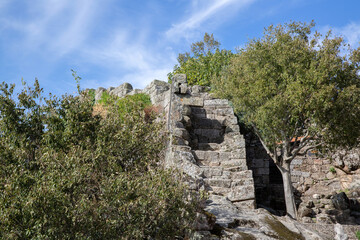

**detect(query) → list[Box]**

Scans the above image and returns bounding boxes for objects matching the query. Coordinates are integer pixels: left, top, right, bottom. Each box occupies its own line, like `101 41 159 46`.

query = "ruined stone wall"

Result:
91 75 360 237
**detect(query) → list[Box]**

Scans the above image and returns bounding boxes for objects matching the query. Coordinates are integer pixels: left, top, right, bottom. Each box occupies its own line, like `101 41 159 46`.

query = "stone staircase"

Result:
189 100 255 209
166 74 256 215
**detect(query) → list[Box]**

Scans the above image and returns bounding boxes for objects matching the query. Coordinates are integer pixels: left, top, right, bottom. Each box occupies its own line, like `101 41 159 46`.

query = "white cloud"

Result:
335 22 360 47
320 22 360 49
0 0 97 57
82 30 177 88
165 0 256 40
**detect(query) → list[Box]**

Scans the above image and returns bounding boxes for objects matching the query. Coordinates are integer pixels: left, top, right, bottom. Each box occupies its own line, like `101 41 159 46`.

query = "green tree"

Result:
0 80 200 239
213 21 360 218
168 33 234 86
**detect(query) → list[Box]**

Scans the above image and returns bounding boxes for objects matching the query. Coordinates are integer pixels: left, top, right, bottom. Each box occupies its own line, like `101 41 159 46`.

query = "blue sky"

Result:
1 0 360 96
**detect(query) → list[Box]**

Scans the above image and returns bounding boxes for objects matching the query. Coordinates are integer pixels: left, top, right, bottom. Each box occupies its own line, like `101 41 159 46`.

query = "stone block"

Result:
213 115 226 124
172 74 187 84
95 87 106 101
231 179 254 187
225 125 240 133
221 159 246 168
233 200 256 209
213 108 234 116
173 128 189 140
202 167 223 178
227 185 255 202
225 116 238 125
191 85 205 94
204 99 229 107
193 150 206 160
219 152 231 161
231 170 253 179
180 85 188 94
205 151 219 162
231 149 246 159
222 170 232 179
181 96 204 106
209 187 231 195
204 179 232 188
109 82 133 98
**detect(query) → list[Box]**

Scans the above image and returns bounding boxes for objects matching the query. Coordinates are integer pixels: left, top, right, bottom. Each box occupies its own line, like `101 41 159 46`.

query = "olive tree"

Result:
213 21 360 218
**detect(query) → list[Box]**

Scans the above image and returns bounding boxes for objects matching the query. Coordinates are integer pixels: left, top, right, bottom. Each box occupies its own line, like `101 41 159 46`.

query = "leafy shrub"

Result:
168 33 234 86
97 92 152 122
0 80 199 239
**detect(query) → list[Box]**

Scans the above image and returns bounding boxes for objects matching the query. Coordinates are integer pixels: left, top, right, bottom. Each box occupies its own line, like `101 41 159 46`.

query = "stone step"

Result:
204 178 232 188
220 159 247 169
208 186 231 195
196 143 221 151
231 170 253 179
200 166 231 179
227 184 256 202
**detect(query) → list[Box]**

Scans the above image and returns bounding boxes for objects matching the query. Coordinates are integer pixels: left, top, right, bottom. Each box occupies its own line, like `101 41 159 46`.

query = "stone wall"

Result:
91 74 360 238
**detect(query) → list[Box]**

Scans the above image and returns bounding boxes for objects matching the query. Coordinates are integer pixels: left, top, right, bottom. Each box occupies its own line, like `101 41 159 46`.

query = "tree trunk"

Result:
278 162 297 219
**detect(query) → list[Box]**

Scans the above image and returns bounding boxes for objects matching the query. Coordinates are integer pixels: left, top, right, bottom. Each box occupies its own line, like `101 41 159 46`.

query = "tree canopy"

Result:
0 80 199 239
168 33 234 86
213 21 360 218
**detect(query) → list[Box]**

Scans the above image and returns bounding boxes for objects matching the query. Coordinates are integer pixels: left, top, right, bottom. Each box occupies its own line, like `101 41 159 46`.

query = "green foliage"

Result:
98 92 152 122
213 21 360 218
329 166 336 173
356 230 360 240
168 33 234 86
0 81 199 239
214 21 360 155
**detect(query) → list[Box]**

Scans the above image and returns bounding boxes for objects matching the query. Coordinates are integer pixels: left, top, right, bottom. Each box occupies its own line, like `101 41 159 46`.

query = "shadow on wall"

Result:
244 131 287 215
188 106 225 150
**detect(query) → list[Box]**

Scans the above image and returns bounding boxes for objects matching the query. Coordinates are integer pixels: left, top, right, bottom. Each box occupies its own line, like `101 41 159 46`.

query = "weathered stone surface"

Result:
204 178 232 188
316 214 334 224
172 73 187 84
204 99 229 107
181 96 204 106
227 185 255 202
109 82 133 98
95 87 106 101
231 170 253 179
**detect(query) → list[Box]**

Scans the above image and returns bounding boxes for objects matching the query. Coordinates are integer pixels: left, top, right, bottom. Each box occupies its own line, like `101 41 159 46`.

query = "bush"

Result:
0 80 199 239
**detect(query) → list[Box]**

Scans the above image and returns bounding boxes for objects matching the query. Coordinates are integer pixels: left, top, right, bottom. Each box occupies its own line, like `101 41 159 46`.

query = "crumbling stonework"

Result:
167 74 256 210
92 74 360 239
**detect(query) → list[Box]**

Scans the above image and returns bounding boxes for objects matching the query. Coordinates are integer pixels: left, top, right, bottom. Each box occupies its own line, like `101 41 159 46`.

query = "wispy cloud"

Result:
0 0 97 58
82 30 177 88
165 0 256 41
320 22 360 49
335 22 360 47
